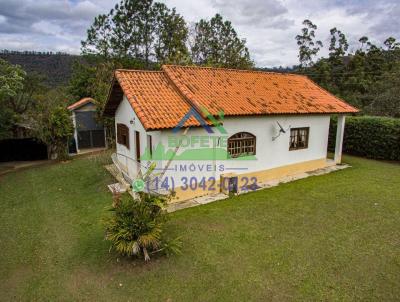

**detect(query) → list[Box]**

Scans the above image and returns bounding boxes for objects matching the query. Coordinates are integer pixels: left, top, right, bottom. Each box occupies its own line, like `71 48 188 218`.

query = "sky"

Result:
0 0 399 67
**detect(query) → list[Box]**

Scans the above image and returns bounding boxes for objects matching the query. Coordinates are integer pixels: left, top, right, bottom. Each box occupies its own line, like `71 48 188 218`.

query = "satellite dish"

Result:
272 121 290 141
277 121 286 134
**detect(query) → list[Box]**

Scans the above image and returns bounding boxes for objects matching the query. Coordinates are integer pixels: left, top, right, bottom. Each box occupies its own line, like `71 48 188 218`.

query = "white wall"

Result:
115 95 330 189
115 96 161 178
159 114 330 187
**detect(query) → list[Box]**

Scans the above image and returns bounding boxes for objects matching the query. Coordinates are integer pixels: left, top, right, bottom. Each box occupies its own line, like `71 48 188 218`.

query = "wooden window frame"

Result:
289 127 310 151
116 123 129 149
227 132 256 158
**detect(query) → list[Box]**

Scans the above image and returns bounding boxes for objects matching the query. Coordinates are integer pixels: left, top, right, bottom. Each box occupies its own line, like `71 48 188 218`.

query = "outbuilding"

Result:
68 97 107 154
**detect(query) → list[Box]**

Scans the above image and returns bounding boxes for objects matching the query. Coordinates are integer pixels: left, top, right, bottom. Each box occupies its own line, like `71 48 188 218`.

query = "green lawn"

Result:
0 154 399 301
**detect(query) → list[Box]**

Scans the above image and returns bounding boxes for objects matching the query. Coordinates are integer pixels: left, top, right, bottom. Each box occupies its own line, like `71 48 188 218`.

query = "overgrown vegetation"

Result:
329 116 400 161
0 58 73 157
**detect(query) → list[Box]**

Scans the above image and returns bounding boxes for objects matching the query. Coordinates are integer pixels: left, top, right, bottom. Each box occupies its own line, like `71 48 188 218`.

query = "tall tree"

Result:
81 14 113 58
81 0 188 66
384 37 400 51
191 14 253 69
295 19 323 68
329 27 349 61
154 5 189 64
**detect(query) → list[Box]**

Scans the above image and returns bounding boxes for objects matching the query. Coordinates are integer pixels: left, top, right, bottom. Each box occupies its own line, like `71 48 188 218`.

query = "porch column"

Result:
334 115 346 164
72 111 79 153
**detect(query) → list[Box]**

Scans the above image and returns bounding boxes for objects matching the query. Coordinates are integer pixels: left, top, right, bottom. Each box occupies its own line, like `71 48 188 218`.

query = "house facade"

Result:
104 65 357 201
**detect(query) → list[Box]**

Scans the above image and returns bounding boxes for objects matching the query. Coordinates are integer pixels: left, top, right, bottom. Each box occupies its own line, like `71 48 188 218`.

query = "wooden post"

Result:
72 111 79 154
334 115 346 164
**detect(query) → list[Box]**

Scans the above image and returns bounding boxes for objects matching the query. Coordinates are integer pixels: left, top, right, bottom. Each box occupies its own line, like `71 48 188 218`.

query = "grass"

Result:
0 153 399 301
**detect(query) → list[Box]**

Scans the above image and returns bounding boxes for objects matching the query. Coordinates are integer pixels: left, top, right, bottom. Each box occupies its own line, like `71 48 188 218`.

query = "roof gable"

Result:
68 97 95 111
104 70 200 130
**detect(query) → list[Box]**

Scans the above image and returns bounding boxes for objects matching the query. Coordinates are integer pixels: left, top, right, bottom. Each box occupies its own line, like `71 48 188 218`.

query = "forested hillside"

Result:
0 51 80 87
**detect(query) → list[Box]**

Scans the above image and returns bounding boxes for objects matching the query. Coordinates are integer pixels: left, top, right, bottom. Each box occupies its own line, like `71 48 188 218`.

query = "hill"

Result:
0 50 81 87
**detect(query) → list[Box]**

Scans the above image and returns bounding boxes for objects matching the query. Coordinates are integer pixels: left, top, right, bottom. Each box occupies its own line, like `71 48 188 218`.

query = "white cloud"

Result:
0 0 399 67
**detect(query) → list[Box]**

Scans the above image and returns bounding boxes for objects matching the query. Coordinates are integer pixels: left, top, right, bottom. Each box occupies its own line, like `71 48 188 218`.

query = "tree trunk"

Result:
143 247 150 262
47 144 58 160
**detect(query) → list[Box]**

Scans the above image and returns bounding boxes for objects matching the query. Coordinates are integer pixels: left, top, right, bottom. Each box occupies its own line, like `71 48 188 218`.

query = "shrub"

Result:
103 192 181 261
329 116 400 161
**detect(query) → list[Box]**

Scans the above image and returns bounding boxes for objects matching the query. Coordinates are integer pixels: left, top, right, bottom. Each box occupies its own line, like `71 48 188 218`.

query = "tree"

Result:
384 37 400 51
68 58 98 100
190 14 253 69
329 27 349 61
295 19 323 68
0 59 26 138
359 36 369 50
81 0 189 66
0 59 26 99
31 88 74 159
9 72 46 115
154 5 189 64
81 14 113 58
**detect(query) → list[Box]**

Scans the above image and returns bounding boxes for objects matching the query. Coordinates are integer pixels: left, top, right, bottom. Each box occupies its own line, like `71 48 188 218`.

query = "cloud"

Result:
211 0 293 29
0 0 399 66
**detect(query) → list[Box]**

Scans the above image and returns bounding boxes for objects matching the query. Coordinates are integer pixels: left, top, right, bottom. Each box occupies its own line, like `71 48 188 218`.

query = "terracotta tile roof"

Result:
162 65 359 116
104 65 358 130
113 70 200 130
67 97 94 110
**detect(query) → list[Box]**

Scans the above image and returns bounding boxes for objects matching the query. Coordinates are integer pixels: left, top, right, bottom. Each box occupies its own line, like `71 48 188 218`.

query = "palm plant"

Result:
103 193 180 261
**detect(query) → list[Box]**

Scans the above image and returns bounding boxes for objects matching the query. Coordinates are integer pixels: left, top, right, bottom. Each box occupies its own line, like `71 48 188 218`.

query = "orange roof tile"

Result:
67 97 94 110
113 70 200 130
104 65 358 130
162 65 359 116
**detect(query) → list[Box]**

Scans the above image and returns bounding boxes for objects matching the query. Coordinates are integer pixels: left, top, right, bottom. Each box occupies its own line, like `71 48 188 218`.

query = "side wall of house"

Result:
158 114 330 200
115 96 162 178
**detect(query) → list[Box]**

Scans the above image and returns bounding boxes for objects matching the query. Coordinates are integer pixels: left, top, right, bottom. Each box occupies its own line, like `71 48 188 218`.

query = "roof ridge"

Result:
162 64 305 77
116 69 163 73
161 65 212 121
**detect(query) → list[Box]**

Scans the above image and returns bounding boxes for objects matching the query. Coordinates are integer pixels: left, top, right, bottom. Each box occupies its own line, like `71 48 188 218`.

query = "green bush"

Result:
329 116 400 161
103 192 181 261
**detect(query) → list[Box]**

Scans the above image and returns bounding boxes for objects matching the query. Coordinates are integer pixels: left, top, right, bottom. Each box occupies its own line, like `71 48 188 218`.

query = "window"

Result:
289 127 309 150
227 132 256 158
117 123 129 148
147 135 153 158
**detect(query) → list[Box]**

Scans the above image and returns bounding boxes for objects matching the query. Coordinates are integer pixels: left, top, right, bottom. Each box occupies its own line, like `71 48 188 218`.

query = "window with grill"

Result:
116 123 129 148
227 132 256 158
289 127 309 150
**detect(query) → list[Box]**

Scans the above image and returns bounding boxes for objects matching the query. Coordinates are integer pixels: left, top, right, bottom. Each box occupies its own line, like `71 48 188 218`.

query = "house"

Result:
68 97 107 154
104 65 358 201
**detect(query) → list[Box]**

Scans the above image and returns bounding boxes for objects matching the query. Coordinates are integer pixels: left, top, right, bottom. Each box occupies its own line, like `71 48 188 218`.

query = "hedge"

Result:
329 116 400 161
